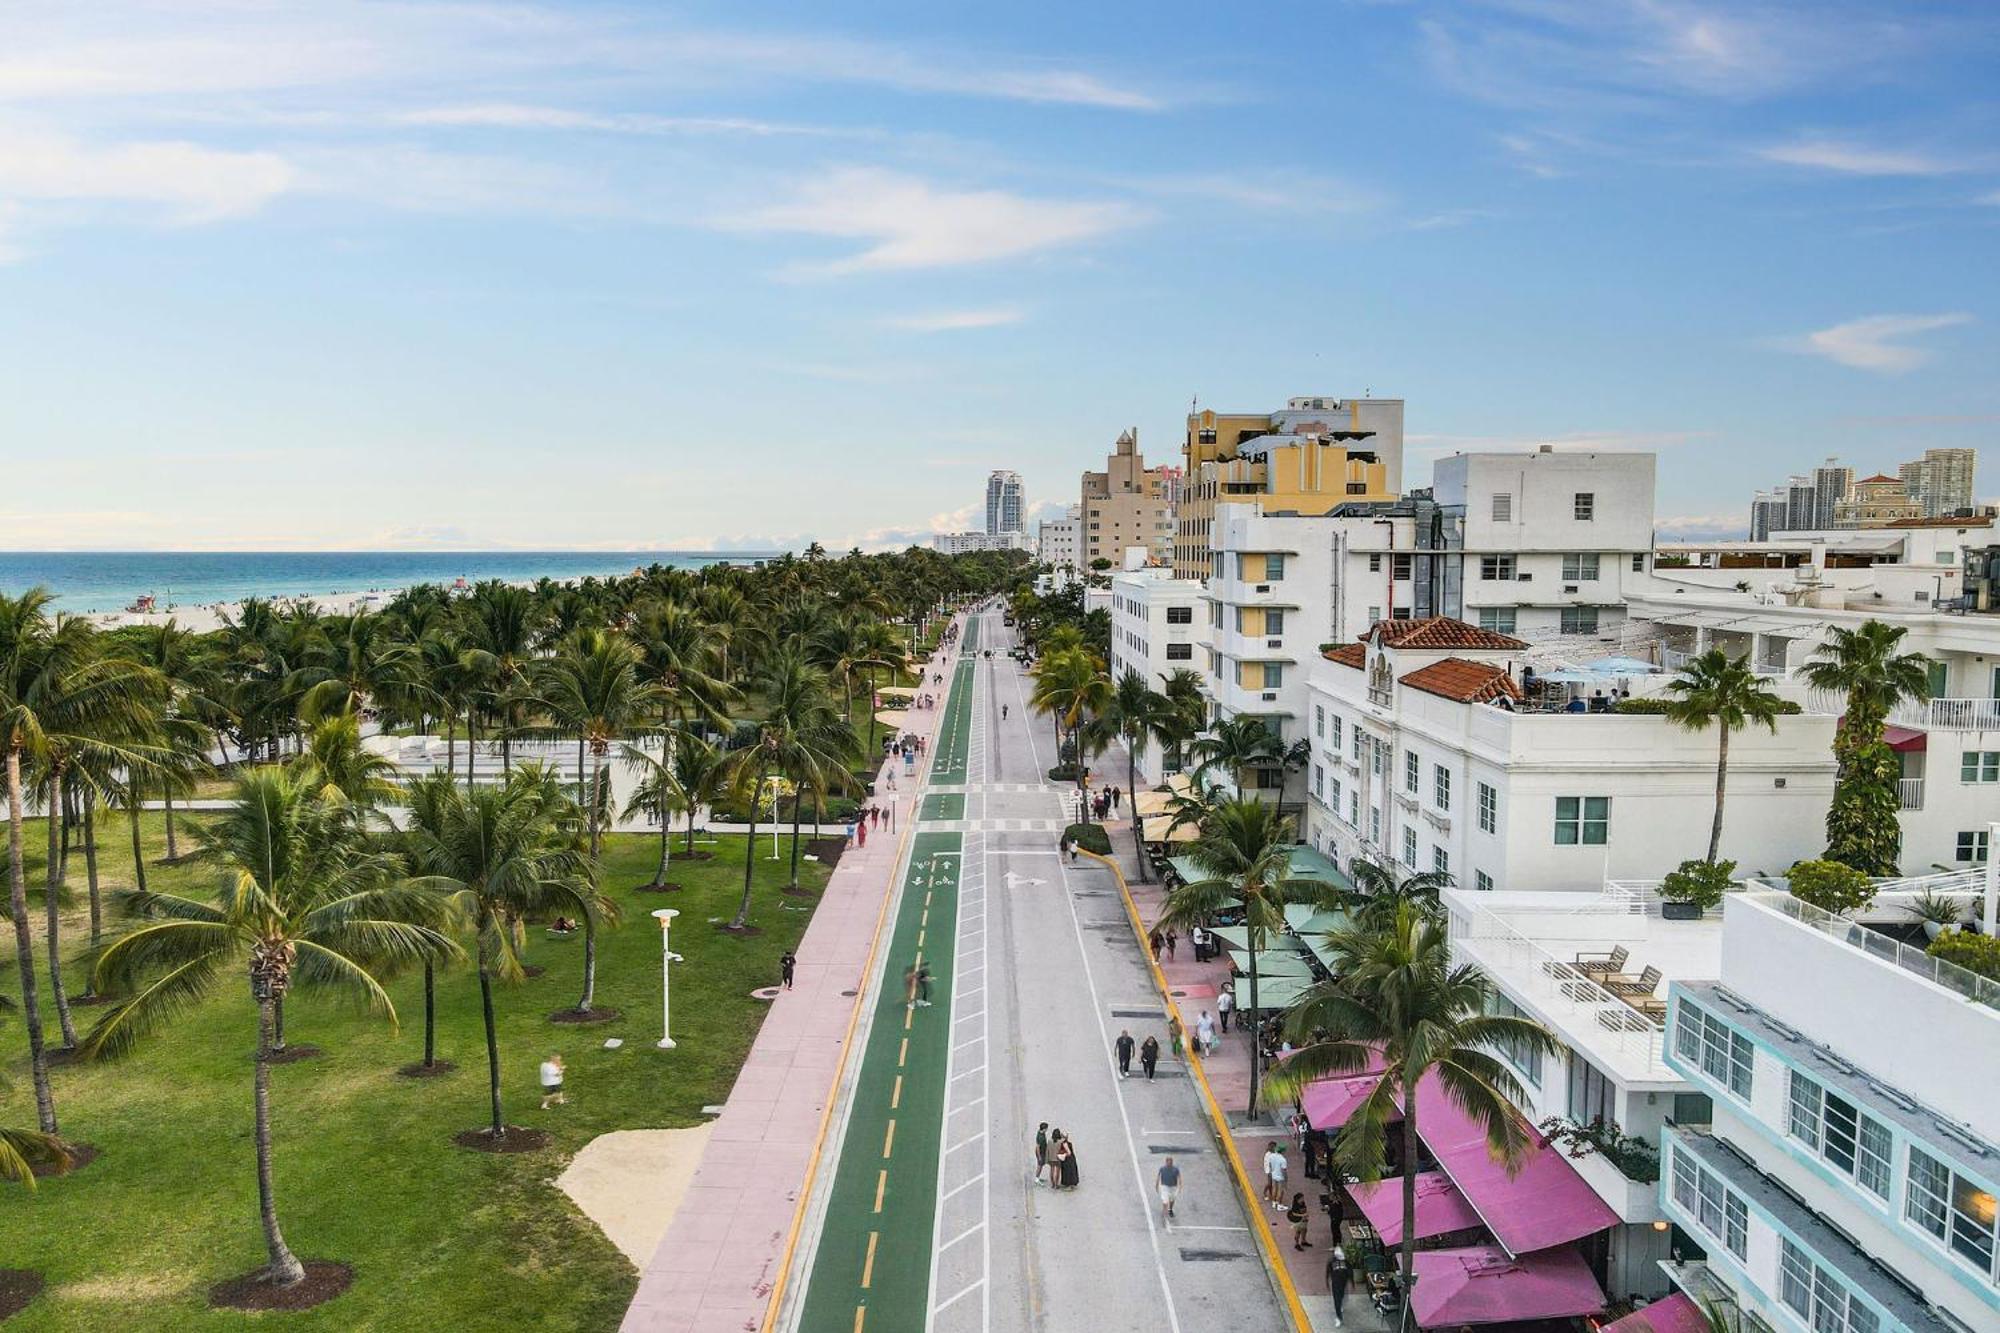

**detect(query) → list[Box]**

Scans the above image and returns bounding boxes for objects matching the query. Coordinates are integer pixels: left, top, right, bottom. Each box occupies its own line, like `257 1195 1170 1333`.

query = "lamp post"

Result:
651 908 681 1049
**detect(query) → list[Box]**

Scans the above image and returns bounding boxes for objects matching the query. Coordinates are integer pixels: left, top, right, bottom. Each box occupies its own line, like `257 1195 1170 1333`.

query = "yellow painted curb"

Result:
1077 846 1313 1333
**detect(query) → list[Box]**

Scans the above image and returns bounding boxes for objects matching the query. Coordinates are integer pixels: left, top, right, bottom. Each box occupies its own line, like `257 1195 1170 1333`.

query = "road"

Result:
791 608 1285 1333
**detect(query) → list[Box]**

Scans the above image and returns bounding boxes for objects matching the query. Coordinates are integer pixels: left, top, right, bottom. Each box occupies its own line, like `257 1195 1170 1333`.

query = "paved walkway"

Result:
620 618 967 1333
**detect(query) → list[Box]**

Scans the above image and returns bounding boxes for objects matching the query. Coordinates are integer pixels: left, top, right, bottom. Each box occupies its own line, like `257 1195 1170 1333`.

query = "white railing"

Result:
1868 868 1987 897
1899 778 1926 811
1919 698 2000 731
1602 880 1663 915
1739 891 2000 1010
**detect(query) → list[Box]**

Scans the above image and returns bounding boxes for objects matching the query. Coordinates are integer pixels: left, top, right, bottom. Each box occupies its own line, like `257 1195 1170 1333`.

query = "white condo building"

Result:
931 530 1030 555
1107 569 1207 783
1036 505 1083 586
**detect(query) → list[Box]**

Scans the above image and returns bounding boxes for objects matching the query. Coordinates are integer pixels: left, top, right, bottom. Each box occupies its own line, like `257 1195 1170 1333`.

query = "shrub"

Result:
1617 697 1801 716
1927 930 2000 982
1661 858 1736 910
1787 858 1876 916
1061 822 1112 856
1047 764 1080 783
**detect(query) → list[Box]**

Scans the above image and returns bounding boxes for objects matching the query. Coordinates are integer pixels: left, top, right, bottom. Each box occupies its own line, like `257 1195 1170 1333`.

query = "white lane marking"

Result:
932 1279 985 1314
940 1222 985 1251
942 1175 985 1202
947 1131 985 1153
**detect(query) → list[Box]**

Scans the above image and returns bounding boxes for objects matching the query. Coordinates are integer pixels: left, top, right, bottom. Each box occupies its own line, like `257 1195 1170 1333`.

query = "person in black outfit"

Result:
1139 1035 1160 1079
1114 1029 1136 1077
779 951 796 990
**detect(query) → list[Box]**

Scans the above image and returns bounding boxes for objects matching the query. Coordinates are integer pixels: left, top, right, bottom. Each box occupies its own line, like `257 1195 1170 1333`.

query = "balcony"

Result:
1898 777 1925 810
1909 697 2000 731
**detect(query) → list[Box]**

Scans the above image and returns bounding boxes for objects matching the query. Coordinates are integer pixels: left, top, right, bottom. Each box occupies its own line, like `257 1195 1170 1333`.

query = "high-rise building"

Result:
1081 429 1174 568
1811 459 1854 529
1900 447 1978 517
1833 474 1925 528
984 470 1024 535
1749 490 1788 542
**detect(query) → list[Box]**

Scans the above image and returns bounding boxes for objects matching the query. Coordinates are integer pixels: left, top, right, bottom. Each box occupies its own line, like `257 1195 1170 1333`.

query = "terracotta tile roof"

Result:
1365 616 1529 652
1322 642 1367 670
1857 473 1900 484
1399 657 1523 704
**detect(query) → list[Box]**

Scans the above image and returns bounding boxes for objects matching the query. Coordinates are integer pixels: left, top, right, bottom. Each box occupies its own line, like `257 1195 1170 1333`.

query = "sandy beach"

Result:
89 588 398 633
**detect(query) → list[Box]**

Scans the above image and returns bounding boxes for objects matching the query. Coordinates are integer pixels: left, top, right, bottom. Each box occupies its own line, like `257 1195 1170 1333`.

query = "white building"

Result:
1300 616 1839 891
1037 506 1083 585
1660 888 2000 1333
985 470 1025 535
1108 569 1207 783
931 530 1030 555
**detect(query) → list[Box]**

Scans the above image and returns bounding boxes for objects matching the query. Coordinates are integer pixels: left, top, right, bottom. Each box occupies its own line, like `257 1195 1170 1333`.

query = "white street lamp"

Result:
651 908 682 1049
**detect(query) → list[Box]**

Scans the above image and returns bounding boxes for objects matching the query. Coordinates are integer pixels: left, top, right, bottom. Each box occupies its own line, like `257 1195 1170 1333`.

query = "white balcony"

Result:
1898 777 1925 810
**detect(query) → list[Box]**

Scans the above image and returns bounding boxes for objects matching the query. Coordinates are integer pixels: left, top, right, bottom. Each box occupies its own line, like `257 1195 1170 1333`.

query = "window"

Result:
1166 643 1193 661
1632 553 1647 573
1561 553 1601 581
1787 1071 1892 1200
1392 554 1412 581
1906 1144 2000 1279
1779 1238 1879 1333
1315 705 1325 738
1961 751 2000 783
1674 1001 1754 1099
1265 609 1285 635
1312 764 1325 800
1405 750 1420 794
1432 846 1449 876
1403 827 1418 868
1490 994 1541 1087
1433 765 1450 811
1957 830 1990 864
1554 796 1610 846
1351 725 1363 761
1263 663 1284 688
1166 605 1193 625
1574 492 1595 520
1348 790 1360 827
1478 608 1518 633
1561 607 1600 635
1567 1055 1615 1129
1672 1147 1749 1260
1479 554 1517 582
1492 493 1513 522
1329 777 1342 810
1366 605 1382 625
1370 805 1381 843
1477 782 1498 834
1256 767 1285 790
1265 553 1286 579
1329 714 1343 751
1474 870 1493 892
1368 553 1382 573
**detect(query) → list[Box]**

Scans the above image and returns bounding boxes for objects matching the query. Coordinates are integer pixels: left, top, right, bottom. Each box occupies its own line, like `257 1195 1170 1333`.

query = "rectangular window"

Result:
1477 782 1498 834
1567 1055 1615 1129
1561 607 1600 635
1779 1238 1880 1333
1256 767 1285 790
1554 796 1610 846
1315 705 1325 738
1312 764 1325 799
1960 751 2000 783
1632 553 1647 573
1392 554 1413 581
1479 554 1517 582
1957 831 1990 864
1348 790 1359 826
1906 1144 1999 1278
1166 605 1193 625
1433 765 1450 811
1404 750 1420 794
1474 870 1493 892
1402 827 1418 868
1329 714 1343 751
1672 1147 1750 1261
1432 846 1449 876
1490 994 1541 1087
1266 609 1285 635
1492 493 1513 522
1166 643 1193 661
1329 776 1342 810
1674 1002 1754 1099
1368 553 1382 573
1263 663 1283 688
1788 1071 1892 1201
1574 492 1595 520
1265 553 1286 579
1370 805 1381 843
1562 553 1601 581
1477 608 1518 633
1351 726 1362 761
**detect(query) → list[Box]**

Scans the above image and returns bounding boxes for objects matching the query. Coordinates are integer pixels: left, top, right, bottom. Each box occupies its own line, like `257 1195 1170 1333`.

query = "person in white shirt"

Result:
539 1053 567 1109
1195 1010 1216 1054
1217 983 1235 1032
1262 1141 1288 1206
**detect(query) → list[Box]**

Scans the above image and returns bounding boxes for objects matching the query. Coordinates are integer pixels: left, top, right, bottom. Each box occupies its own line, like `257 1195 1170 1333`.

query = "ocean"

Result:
0 551 781 615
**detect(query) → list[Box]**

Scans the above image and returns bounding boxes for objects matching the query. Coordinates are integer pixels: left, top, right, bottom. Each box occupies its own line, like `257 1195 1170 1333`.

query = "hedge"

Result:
1927 930 2000 982
1061 822 1112 856
1615 697 1803 715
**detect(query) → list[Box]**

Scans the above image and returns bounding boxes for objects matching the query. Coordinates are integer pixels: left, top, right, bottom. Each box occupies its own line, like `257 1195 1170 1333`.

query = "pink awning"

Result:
1300 1056 1394 1131
1349 1171 1482 1245
1884 724 1927 753
1415 1072 1619 1256
1411 1245 1606 1328
1600 1292 1708 1333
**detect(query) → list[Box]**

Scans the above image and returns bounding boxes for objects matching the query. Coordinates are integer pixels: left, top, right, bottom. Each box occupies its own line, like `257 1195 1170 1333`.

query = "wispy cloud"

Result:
391 104 870 141
727 168 1146 274
884 306 1027 333
1779 313 1975 373
0 126 294 222
1757 138 1974 176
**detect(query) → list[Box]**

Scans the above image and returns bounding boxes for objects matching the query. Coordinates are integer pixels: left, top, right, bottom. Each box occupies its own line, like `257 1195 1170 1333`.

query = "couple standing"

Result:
1034 1122 1082 1190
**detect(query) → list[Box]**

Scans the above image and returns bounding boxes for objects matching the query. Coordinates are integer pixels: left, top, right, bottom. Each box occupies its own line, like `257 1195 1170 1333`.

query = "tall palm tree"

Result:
84 770 456 1287
291 610 418 724
1089 669 1171 878
1663 650 1786 864
626 598 735 736
117 618 229 856
1155 668 1209 774
1187 715 1285 802
1801 621 1932 873
1029 646 1111 821
459 582 544 776
672 734 729 858
620 735 698 889
290 715 401 811
1344 857 1455 929
722 650 847 929
1155 798 1316 1114
533 629 662 860
1269 903 1558 1306
402 767 591 1137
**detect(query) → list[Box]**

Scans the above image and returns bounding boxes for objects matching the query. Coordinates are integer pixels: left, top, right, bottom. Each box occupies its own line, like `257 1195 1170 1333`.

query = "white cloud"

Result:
884 306 1026 333
391 104 863 140
728 168 1145 273
0 127 294 222
1782 313 1974 373
1757 139 1970 176
1654 513 1746 539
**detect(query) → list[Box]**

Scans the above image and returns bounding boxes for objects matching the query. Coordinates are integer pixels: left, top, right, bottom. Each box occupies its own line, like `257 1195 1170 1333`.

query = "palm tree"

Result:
1187 715 1285 802
1662 649 1786 864
0 1004 72 1186
1029 646 1111 821
722 650 847 929
1089 669 1171 878
1269 903 1558 1306
291 610 418 724
402 767 592 1137
1155 668 1208 775
460 581 544 776
1344 857 1455 929
627 598 735 736
620 736 697 889
672 734 728 858
1154 798 1317 1114
534 629 662 860
84 770 456 1287
1801 621 1933 874
117 619 229 857
290 715 401 811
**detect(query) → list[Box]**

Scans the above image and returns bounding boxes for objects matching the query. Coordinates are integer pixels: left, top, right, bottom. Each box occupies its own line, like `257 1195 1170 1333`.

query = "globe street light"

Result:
651 908 682 1049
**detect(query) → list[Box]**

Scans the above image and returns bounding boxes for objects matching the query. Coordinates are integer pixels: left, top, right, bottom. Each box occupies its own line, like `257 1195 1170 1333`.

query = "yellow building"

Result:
1834 474 1925 528
1082 428 1174 568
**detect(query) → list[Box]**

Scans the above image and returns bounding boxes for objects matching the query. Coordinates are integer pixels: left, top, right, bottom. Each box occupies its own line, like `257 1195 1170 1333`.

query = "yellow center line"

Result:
862 1230 879 1287
891 1074 902 1108
917 928 925 948
882 1119 896 1158
874 1169 887 1213
853 1307 866 1333
898 1038 907 1067
903 1005 913 1031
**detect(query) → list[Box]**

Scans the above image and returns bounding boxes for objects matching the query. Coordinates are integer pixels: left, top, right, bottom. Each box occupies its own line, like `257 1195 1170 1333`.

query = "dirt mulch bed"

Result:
67 992 115 1007
521 966 546 979
261 1044 323 1065
780 885 820 899
208 1261 354 1312
41 1046 82 1068
714 923 764 937
0 1270 45 1321
29 1143 98 1179
453 1126 552 1154
807 837 847 868
632 882 686 894
675 849 715 862
395 1060 458 1079
548 1006 622 1026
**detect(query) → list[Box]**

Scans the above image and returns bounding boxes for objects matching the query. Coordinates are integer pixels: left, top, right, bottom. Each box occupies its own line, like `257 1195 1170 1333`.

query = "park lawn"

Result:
0 821 830 1332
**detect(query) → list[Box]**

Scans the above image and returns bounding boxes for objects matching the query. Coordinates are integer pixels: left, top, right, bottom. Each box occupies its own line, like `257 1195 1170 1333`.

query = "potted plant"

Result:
1907 887 1967 941
1660 858 1735 920
1786 859 1876 916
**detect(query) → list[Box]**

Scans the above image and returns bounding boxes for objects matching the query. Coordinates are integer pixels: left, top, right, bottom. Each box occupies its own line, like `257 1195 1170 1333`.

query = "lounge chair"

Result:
1602 965 1663 1000
1572 945 1628 981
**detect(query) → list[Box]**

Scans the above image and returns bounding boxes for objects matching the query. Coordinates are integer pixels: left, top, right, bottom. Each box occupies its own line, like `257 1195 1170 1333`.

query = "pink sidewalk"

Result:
621 630 960 1333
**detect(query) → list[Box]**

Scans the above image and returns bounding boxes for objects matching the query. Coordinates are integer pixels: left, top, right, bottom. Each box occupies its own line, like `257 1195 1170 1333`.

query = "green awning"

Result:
1228 947 1314 979
1233 972 1316 1011
1282 845 1356 893
1207 923 1252 952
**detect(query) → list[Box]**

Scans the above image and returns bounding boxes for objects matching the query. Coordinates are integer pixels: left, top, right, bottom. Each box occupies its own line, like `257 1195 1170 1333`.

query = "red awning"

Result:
1884 724 1927 752
1349 1170 1483 1245
1411 1245 1606 1328
1414 1072 1620 1256
1599 1292 1709 1333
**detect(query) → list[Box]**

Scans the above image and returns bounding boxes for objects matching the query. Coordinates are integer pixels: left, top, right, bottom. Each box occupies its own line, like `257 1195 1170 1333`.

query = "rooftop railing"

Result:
1737 890 2000 1011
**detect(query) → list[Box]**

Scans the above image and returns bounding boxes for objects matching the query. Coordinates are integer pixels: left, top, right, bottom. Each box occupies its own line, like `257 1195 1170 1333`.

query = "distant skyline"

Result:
2 1 1996 550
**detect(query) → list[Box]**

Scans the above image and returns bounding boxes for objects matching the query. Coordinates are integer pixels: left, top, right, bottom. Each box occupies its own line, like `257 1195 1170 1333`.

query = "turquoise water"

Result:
0 551 779 614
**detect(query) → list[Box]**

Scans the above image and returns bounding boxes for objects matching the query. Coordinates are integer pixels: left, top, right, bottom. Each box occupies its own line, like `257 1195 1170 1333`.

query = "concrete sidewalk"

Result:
621 624 965 1333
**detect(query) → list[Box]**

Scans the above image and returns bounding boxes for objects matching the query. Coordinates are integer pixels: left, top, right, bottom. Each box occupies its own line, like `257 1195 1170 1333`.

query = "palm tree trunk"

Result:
731 764 767 929
1707 726 1731 864
7 746 58 1134
1246 947 1262 1116
685 804 698 857
163 784 178 861
576 911 598 1014
589 747 604 861
1127 741 1148 883
577 737 587 810
81 802 101 998
256 996 308 1286
1399 1081 1420 1304
788 785 804 890
272 995 286 1053
445 717 456 782
654 800 673 887
44 765 78 1050
479 952 504 1136
422 960 436 1068
465 713 479 793
127 786 149 893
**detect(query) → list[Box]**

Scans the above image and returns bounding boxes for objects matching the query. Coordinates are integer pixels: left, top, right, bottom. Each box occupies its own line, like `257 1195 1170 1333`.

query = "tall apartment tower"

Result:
985 470 1025 535
1749 491 1788 542
1811 460 1853 529
1081 429 1173 567
1899 448 1977 517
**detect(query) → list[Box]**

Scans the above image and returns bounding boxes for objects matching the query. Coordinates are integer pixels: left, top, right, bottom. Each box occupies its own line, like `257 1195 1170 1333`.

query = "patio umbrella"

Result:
1585 655 1659 675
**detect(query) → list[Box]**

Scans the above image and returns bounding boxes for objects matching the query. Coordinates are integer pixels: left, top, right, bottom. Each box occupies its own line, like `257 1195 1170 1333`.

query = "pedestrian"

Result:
1164 929 1177 961
1189 925 1206 962
1326 1245 1351 1326
916 961 933 1007
1290 1109 1309 1156
846 819 857 847
904 962 919 1010
1303 1131 1320 1181
1262 1141 1288 1206
1217 983 1234 1032
1196 1010 1216 1054
1034 1122 1051 1186
1139 1034 1160 1079
1066 839 1079 865
1148 929 1164 957
1288 1192 1313 1250
779 950 796 990
856 819 868 848
1058 1136 1080 1190
1168 1014 1184 1061
539 1052 567 1109
1156 1156 1182 1223
1114 1028 1136 1077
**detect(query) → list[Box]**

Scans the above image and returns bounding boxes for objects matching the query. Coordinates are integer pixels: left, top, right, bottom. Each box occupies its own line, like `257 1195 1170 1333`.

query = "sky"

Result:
1 0 1996 551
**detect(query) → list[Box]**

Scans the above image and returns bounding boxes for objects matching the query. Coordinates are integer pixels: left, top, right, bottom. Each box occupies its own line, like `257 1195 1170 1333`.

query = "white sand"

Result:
88 588 388 633
555 1124 715 1267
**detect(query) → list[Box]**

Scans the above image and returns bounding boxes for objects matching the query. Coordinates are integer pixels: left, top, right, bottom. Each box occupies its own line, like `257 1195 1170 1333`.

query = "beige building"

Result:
1832 473 1924 528
1174 395 1404 579
1081 429 1174 568
1899 447 1978 517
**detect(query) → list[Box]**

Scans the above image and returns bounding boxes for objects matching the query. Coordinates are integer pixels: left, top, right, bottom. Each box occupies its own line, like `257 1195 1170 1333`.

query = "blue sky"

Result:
1 0 1995 550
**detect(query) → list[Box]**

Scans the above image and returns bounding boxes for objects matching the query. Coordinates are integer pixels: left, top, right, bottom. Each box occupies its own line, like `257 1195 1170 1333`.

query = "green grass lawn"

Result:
1 813 830 1331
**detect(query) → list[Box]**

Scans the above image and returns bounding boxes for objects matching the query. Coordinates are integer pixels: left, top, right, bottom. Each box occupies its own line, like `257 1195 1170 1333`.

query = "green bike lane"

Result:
797 629 977 1332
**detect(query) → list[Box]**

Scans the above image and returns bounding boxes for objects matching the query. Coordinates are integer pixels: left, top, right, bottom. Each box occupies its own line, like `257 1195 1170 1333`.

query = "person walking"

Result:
1139 1034 1160 1079
903 962 919 1010
1034 1122 1050 1186
856 818 867 849
1168 1014 1184 1061
1057 1135 1080 1190
1155 1156 1182 1223
1325 1245 1351 1326
1262 1141 1288 1206
1164 929 1177 960
539 1053 567 1110
1148 929 1164 958
779 950 796 990
1288 1192 1313 1250
1217 982 1234 1033
1114 1028 1136 1077
1196 1010 1216 1055
916 961 933 1007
